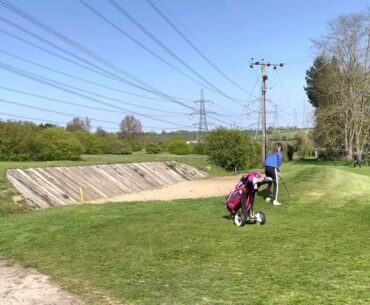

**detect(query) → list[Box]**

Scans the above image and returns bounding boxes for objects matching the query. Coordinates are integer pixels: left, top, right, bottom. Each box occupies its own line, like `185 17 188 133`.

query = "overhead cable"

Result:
0 2 197 110
145 0 257 98
108 0 245 107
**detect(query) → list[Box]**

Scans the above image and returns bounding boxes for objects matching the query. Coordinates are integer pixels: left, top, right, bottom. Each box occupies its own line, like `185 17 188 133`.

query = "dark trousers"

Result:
265 166 279 201
240 188 254 217
354 160 361 168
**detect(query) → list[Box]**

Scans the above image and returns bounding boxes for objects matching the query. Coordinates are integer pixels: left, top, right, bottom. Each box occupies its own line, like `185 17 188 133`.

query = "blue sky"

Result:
0 0 369 132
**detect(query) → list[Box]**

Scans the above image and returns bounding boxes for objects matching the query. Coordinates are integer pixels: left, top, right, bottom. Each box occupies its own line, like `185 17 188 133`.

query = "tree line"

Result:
0 114 267 170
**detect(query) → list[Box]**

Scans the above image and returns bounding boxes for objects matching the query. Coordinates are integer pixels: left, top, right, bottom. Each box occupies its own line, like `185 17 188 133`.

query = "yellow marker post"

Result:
79 187 84 204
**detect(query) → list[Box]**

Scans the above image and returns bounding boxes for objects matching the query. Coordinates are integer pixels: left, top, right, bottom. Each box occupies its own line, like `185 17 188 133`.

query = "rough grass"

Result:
0 163 369 304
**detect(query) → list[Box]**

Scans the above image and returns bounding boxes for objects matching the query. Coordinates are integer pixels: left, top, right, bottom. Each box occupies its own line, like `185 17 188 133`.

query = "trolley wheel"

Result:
234 212 246 227
255 211 266 225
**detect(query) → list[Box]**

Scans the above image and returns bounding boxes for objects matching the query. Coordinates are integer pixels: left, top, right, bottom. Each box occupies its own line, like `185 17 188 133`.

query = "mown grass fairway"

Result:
0 162 369 304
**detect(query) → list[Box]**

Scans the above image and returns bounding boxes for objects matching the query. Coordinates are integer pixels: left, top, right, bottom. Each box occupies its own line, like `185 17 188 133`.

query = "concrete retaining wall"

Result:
6 162 207 208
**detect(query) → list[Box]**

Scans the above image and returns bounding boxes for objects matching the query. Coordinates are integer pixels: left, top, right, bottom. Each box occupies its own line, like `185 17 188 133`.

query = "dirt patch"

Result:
11 195 23 204
0 260 83 305
92 174 241 203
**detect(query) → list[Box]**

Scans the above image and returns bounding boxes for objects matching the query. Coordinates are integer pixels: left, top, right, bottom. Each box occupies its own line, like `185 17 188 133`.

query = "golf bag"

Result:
225 171 270 226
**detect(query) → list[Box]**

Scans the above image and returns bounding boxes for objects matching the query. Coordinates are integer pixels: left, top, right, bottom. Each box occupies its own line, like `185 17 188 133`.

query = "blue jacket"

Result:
265 151 283 169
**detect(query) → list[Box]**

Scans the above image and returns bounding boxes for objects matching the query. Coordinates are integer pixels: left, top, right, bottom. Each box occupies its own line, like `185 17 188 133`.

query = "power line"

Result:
0 111 184 132
0 62 193 128
0 98 118 126
0 86 189 118
107 0 245 107
2 61 239 128
0 28 195 104
0 0 244 130
0 1 197 111
0 49 191 115
2 111 180 132
266 74 294 128
207 114 241 127
0 112 71 127
274 69 294 109
145 0 257 98
269 55 313 63
79 0 217 94
0 62 236 129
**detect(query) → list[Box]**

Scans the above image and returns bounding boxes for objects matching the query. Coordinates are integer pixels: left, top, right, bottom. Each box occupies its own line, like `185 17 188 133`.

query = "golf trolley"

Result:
225 172 272 227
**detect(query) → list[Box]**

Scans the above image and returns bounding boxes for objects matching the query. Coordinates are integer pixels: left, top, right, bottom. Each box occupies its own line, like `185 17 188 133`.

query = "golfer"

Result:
353 154 361 168
264 142 283 206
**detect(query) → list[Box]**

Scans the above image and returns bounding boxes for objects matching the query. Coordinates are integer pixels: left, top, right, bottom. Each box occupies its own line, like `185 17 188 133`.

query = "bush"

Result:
159 142 168 153
245 141 261 167
33 128 83 160
74 130 104 154
129 141 143 152
205 128 258 171
192 142 207 154
168 140 192 155
282 143 295 161
294 131 314 158
0 121 38 161
104 137 132 154
145 143 161 154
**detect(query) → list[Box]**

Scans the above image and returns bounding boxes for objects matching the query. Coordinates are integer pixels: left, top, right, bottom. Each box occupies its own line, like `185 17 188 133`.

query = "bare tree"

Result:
119 115 142 140
66 117 91 132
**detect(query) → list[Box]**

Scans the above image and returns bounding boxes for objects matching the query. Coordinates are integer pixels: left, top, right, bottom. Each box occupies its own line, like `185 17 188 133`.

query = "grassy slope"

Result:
0 163 369 304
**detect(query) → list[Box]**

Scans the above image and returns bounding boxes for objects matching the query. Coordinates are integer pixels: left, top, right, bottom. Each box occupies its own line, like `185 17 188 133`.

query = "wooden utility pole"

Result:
250 59 283 163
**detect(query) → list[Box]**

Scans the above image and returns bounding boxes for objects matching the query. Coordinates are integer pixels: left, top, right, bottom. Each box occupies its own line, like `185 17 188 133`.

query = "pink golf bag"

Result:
225 172 265 215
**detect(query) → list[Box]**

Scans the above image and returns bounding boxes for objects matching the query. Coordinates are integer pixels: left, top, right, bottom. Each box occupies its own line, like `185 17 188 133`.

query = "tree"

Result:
307 10 370 160
305 56 345 158
305 56 337 109
66 117 91 132
38 123 57 129
95 127 108 137
119 115 142 140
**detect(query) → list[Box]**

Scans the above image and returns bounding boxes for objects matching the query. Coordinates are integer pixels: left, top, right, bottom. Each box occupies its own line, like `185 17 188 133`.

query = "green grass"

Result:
0 152 229 215
0 163 369 304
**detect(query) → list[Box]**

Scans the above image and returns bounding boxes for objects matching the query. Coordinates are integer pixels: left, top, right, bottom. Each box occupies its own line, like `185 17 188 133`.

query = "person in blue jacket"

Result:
265 142 283 206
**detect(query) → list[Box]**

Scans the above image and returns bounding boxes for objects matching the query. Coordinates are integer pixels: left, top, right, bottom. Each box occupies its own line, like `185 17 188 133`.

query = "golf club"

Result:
279 175 293 197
